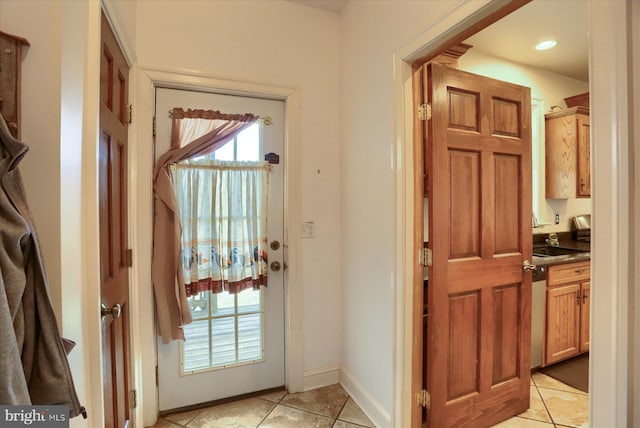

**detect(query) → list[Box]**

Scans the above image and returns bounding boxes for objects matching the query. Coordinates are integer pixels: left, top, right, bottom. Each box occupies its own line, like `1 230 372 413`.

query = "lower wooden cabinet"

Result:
579 281 590 353
543 262 590 366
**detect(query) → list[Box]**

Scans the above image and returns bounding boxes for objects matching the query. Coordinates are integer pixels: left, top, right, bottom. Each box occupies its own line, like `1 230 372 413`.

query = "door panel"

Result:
449 150 481 259
425 63 532 427
492 285 519 384
100 11 131 428
448 292 480 400
494 155 520 254
577 116 590 197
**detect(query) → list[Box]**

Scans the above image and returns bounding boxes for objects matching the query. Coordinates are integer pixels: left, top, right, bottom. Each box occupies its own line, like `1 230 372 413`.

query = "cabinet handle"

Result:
580 178 585 189
574 269 586 274
576 290 581 305
582 291 588 304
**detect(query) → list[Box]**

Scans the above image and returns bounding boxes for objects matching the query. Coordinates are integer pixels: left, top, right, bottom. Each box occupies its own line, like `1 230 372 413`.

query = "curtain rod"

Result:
170 162 273 172
168 108 272 125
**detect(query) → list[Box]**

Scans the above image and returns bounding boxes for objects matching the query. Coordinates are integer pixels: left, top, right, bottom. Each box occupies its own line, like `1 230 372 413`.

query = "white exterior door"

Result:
155 88 285 411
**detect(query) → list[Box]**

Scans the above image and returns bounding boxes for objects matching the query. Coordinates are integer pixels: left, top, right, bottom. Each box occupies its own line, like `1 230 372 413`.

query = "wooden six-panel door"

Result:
425 63 532 427
100 12 131 428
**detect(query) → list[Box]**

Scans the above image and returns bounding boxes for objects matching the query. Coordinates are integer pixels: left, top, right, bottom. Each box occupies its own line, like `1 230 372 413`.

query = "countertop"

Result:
532 239 591 268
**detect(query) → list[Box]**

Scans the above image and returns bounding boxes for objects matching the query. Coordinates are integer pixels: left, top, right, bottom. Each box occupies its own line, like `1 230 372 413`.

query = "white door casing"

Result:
132 68 302 427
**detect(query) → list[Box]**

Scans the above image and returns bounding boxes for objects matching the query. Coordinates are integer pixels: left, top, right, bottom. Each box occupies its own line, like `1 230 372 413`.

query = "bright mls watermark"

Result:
0 406 68 427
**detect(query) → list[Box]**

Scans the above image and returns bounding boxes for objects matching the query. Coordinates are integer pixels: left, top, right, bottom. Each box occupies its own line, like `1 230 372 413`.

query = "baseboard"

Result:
302 366 341 391
340 368 391 428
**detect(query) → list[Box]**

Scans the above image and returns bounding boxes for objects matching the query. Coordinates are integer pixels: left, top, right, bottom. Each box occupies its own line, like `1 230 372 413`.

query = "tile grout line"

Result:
276 401 343 421
254 392 289 427
535 383 588 427
255 399 278 427
533 383 558 427
536 384 589 396
182 408 204 427
331 395 350 427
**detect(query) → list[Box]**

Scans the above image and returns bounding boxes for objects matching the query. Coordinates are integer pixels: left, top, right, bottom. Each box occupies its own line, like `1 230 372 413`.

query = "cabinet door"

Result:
576 114 590 197
545 113 577 199
579 282 590 353
545 283 581 365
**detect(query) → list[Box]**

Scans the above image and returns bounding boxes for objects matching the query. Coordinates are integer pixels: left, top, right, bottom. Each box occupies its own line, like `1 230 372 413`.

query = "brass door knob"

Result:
270 261 281 272
101 302 122 319
522 260 537 272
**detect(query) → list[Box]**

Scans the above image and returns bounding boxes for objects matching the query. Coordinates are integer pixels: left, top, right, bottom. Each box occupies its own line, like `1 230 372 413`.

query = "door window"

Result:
181 123 265 374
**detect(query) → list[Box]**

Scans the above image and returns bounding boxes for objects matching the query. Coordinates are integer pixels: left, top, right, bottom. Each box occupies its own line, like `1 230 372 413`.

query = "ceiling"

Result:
285 0 588 82
286 0 347 15
464 0 588 82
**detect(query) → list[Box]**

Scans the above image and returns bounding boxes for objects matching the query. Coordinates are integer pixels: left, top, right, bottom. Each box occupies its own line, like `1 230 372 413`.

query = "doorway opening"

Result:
404 0 599 426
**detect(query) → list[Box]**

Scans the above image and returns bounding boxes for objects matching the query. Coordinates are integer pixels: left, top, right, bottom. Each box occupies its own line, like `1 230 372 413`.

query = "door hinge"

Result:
155 365 159 386
418 103 432 121
152 116 156 137
126 249 133 267
419 248 432 267
129 389 137 409
126 104 133 124
418 389 431 409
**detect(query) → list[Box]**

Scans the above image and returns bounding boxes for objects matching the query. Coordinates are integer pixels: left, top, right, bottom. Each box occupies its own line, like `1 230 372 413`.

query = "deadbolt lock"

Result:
270 240 280 250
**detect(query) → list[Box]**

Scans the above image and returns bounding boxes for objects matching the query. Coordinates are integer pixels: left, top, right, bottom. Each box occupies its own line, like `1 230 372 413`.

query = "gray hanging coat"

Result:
0 120 84 418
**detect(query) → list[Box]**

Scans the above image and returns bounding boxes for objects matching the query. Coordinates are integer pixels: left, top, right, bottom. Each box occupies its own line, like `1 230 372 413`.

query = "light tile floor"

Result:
151 373 588 428
492 372 589 428
151 384 374 428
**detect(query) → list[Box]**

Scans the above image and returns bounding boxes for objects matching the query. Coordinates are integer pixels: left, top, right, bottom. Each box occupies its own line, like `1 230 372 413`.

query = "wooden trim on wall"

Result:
411 64 425 428
411 0 531 68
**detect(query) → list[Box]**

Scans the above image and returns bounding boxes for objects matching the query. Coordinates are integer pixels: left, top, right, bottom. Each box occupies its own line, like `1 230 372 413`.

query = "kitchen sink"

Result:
532 246 587 257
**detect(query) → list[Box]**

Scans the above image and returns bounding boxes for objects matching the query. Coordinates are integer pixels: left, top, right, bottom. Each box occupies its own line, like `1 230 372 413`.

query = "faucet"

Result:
546 233 559 247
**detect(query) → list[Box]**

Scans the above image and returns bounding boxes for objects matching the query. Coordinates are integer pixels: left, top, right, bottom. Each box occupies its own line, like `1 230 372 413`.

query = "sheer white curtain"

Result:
170 159 270 296
152 108 258 342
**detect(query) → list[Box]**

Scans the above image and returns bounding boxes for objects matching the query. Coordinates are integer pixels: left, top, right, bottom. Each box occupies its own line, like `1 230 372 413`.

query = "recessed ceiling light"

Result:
535 40 557 51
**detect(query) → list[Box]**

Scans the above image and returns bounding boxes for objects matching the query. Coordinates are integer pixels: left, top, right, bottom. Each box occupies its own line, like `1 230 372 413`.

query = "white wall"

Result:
458 49 590 233
135 0 342 391
0 0 64 323
0 1 103 427
340 1 462 425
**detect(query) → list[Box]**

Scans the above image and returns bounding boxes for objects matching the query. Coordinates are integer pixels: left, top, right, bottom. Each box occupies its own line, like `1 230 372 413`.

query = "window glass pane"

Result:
236 123 260 161
211 317 236 366
188 292 209 319
213 140 234 161
182 320 210 372
238 313 262 361
211 291 235 316
237 288 261 314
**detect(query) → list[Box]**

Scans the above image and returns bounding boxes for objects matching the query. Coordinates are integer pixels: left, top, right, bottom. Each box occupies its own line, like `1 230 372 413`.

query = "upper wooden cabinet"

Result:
545 106 590 198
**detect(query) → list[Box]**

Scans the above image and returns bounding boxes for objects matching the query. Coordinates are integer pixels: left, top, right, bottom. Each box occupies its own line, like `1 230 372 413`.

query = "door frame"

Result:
392 1 633 427
80 3 139 428
132 67 302 426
